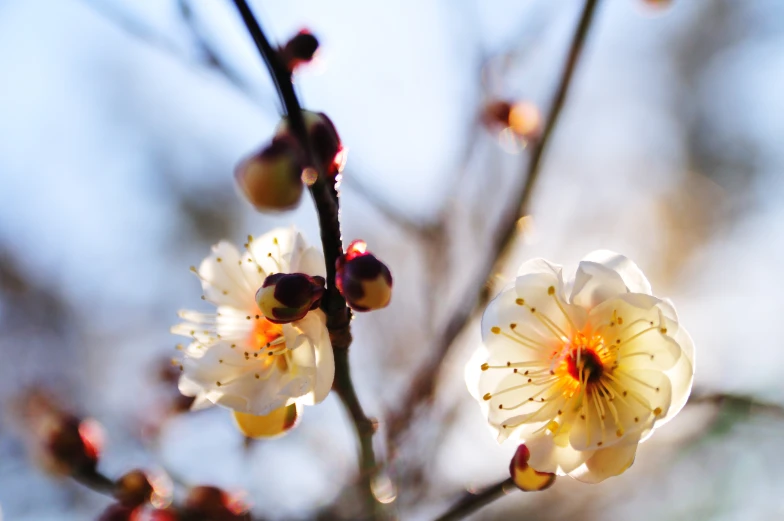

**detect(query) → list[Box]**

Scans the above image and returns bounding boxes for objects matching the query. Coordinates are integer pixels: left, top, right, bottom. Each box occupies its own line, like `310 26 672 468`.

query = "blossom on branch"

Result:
172 228 334 438
467 251 694 483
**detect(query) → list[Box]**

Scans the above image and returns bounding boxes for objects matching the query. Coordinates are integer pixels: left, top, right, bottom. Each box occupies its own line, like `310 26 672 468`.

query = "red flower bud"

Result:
509 444 556 492
255 273 325 324
482 100 541 139
336 240 393 312
235 136 305 211
115 469 154 507
37 413 99 476
280 29 319 71
482 100 513 129
276 111 342 177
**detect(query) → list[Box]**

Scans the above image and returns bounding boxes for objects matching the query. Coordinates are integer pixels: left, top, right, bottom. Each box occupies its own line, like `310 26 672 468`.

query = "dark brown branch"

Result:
72 468 117 496
433 478 516 521
386 0 603 452
229 0 379 516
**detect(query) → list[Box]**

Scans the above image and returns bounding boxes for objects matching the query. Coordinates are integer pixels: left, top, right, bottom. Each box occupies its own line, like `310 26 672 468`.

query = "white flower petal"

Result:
299 311 334 405
579 250 652 295
570 261 628 310
657 325 695 427
570 437 640 483
526 432 593 475
198 241 256 309
292 246 327 278
248 227 305 275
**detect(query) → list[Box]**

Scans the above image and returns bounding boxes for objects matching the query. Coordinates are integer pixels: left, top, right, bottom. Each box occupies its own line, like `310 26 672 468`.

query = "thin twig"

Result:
386 0 603 452
229 0 379 516
72 468 117 496
433 478 516 521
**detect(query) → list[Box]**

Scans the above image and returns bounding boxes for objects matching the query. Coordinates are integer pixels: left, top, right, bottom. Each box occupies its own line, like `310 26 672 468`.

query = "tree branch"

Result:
386 0 603 452
229 0 379 516
433 478 516 521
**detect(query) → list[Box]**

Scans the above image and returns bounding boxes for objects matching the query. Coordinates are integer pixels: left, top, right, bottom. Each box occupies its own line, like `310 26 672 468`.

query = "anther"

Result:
483 393 492 401
547 286 555 295
510 323 517 329
491 326 501 334
481 363 489 371
653 407 662 416
515 298 525 306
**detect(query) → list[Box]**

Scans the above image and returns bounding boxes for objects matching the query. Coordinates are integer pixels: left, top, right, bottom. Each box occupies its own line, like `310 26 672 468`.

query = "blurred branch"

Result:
229 1 380 518
72 468 116 496
386 0 603 453
76 0 276 116
687 392 784 418
78 0 424 238
433 478 516 521
342 173 438 238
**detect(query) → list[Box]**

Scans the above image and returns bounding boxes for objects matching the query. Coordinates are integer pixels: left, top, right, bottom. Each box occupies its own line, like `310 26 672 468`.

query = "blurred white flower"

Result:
172 228 333 438
467 251 694 483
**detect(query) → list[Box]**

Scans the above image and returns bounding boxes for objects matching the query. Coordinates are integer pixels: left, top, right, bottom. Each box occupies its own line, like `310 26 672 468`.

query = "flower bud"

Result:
280 29 319 71
37 413 99 476
235 136 305 211
482 100 541 139
184 486 246 521
276 111 342 176
481 100 513 129
255 273 325 324
115 469 154 507
336 240 393 312
509 444 556 492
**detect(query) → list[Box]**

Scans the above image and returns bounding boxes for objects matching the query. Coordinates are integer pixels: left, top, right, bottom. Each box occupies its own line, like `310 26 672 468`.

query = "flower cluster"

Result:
172 228 334 438
467 251 694 483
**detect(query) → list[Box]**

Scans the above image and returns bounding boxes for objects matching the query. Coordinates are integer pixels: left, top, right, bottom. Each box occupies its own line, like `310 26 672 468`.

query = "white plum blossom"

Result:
172 228 334 437
467 251 694 483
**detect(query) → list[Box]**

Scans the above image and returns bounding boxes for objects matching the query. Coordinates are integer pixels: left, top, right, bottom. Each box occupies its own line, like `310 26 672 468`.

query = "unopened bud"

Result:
482 100 541 139
235 136 305 211
509 444 556 492
115 469 154 507
482 100 512 128
336 240 393 312
280 29 319 71
184 486 245 521
276 111 342 176
255 273 325 324
38 414 99 475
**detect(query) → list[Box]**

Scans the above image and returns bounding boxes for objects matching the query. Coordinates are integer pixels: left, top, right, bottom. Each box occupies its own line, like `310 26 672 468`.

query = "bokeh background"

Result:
2 0 784 519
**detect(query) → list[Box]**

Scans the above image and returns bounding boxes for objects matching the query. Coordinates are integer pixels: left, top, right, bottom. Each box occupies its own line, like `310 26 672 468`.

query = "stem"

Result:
231 0 351 345
230 0 377 515
387 0 603 452
433 478 516 521
333 347 380 513
72 468 116 496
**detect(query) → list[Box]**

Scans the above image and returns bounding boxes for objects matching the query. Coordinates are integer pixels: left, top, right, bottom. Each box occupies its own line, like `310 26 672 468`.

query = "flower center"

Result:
565 346 604 384
248 316 289 372
250 317 283 350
